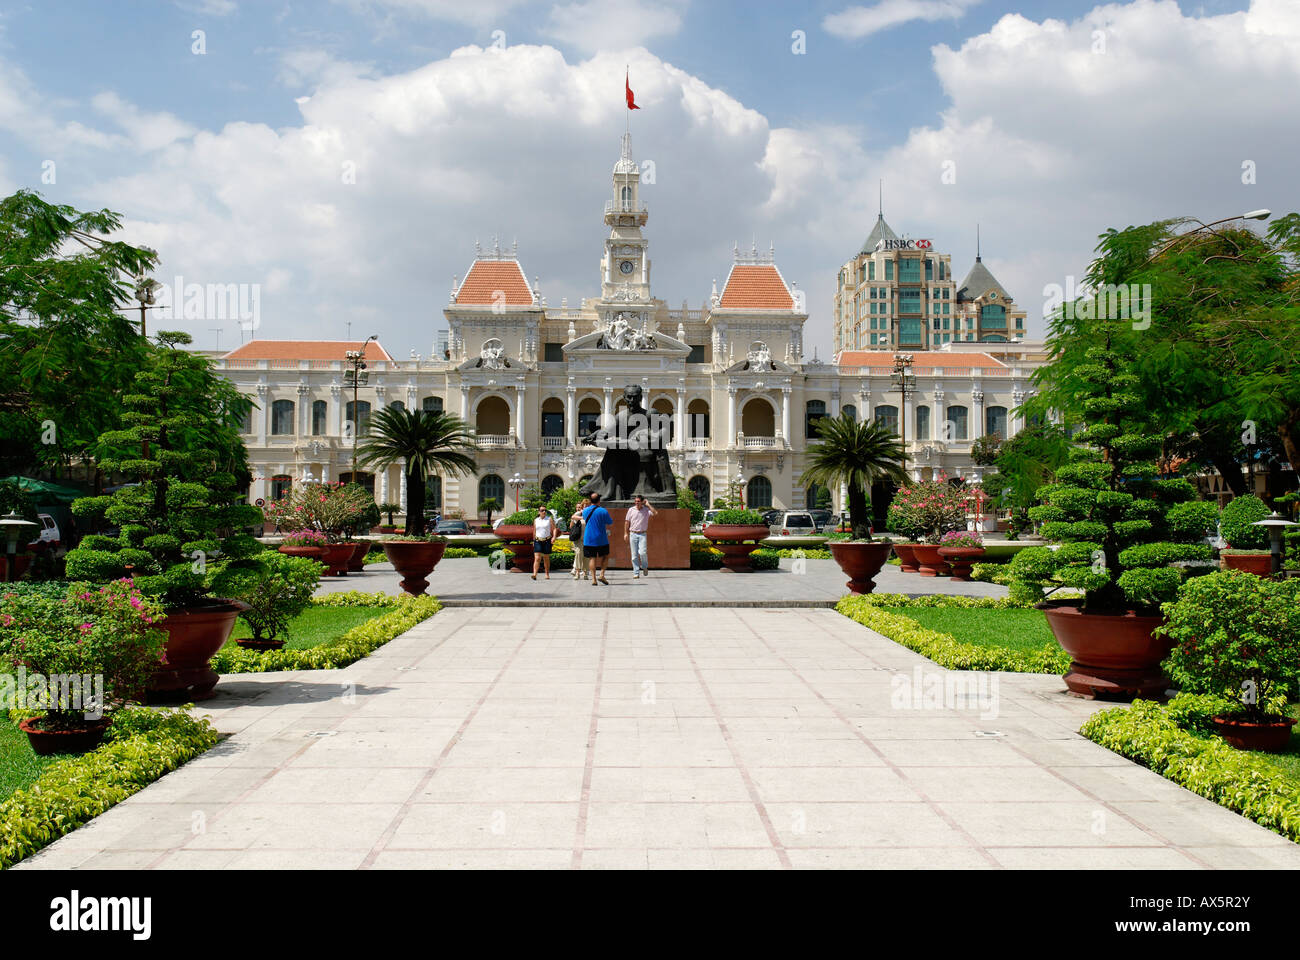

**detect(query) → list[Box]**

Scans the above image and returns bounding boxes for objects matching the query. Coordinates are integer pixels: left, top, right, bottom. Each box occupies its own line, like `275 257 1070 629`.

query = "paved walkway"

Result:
321 558 1008 605
17 607 1300 869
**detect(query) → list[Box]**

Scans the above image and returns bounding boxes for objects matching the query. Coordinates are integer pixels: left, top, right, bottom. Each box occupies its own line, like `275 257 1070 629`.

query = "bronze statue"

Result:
580 384 677 507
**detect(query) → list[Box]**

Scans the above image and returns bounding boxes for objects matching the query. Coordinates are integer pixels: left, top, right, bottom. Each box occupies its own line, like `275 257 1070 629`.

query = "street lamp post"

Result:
508 473 526 512
890 354 916 477
344 335 378 483
1253 512 1297 577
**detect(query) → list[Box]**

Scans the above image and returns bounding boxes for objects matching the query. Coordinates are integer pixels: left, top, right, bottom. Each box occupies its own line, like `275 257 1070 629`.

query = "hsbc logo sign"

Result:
876 238 932 251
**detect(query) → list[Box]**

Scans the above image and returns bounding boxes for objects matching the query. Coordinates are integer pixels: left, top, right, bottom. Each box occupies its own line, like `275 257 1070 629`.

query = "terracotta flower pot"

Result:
911 544 951 577
278 544 325 563
319 542 355 576
1222 552 1273 577
892 543 920 573
347 541 371 572
938 545 985 581
828 541 894 594
495 524 537 573
1211 714 1297 752
1040 600 1171 700
702 525 771 572
19 716 111 755
149 599 248 702
382 540 448 596
379 525 398 534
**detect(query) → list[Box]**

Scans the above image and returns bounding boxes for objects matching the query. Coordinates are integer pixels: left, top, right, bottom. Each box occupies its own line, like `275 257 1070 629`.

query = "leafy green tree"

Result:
0 190 155 478
547 484 587 525
676 484 704 523
981 422 1071 524
479 497 501 524
356 407 478 536
520 484 546 510
801 414 907 540
64 332 263 609
970 434 1003 467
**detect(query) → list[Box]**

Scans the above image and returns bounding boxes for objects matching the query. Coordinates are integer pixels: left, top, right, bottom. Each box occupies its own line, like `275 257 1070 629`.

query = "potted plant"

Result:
64 332 264 701
937 530 985 581
885 501 924 573
225 552 322 651
0 580 168 754
800 415 908 593
1160 571 1300 751
494 509 538 572
479 498 501 529
1007 333 1216 700
381 533 449 596
278 528 328 562
1218 494 1272 576
701 509 772 572
898 479 969 577
377 501 402 534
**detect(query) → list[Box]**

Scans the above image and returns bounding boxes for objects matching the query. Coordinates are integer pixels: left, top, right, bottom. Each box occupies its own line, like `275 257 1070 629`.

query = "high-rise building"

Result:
834 216 1026 352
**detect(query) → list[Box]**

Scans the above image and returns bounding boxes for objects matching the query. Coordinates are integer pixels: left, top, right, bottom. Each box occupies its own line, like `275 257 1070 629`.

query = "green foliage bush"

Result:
223 551 322 644
0 707 218 869
500 510 536 526
677 485 704 523
709 509 764 526
1219 494 1270 549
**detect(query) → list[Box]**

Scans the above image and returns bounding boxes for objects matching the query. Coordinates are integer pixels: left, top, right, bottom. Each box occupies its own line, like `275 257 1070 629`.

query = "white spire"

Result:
614 132 637 174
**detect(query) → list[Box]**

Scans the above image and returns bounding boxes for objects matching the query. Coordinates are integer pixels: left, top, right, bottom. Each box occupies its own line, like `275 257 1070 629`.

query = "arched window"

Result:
741 398 776 437
688 476 710 510
688 399 710 439
805 399 827 439
345 400 371 436
578 474 594 488
422 396 444 414
916 405 931 441
945 405 969 441
842 404 857 423
541 398 565 440
577 398 601 437
426 475 442 511
240 406 253 434
651 398 674 443
541 474 564 499
338 471 374 495
475 396 511 437
478 474 505 508
746 475 773 509
620 185 632 206
874 404 899 435
312 400 328 436
270 475 292 500
270 399 295 435
389 399 406 412
986 405 1008 439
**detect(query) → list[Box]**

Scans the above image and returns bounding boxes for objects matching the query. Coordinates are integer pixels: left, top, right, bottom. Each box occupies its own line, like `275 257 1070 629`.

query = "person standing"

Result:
569 499 588 580
582 492 613 586
625 494 657 578
531 504 555 580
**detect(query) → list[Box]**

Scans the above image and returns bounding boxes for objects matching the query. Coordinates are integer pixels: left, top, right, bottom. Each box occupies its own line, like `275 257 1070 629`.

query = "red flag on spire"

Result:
625 71 640 111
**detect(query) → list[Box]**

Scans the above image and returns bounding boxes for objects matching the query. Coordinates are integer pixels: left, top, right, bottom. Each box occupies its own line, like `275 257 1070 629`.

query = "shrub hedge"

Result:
0 707 219 869
1080 694 1300 843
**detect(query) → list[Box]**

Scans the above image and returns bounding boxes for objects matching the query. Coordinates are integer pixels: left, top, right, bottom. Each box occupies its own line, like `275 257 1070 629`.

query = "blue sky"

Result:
1 0 1290 356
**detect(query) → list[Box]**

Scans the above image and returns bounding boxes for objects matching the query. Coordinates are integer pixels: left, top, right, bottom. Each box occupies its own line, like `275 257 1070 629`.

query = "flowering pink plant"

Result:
280 529 328 547
891 479 969 544
940 530 983 549
262 482 374 541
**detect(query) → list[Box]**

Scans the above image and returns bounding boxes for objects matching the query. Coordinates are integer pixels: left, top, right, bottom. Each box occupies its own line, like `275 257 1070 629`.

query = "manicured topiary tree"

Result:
1008 338 1217 611
64 332 264 609
1219 494 1269 549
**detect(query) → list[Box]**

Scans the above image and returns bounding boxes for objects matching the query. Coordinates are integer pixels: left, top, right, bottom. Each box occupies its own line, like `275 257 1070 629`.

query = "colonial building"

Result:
833 215 1028 353
214 133 1044 522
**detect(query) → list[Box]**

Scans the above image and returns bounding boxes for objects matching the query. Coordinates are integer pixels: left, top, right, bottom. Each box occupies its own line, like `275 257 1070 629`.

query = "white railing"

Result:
687 437 709 449
477 434 512 448
604 200 648 216
742 436 778 449
541 437 565 450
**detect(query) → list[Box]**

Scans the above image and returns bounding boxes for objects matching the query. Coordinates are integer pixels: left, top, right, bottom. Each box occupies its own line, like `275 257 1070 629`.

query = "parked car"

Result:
769 511 817 536
808 509 834 532
433 520 471 535
32 514 60 545
701 509 722 529
760 509 782 528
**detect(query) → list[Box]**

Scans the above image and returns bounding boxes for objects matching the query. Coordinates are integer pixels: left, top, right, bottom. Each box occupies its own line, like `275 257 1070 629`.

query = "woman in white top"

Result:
531 505 556 580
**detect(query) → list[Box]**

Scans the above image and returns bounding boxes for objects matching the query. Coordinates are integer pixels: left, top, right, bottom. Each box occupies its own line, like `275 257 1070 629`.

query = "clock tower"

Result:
599 133 652 314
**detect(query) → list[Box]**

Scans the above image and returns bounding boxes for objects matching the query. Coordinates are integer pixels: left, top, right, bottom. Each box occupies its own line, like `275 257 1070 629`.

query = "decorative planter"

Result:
1040 601 1171 700
19 716 111 755
347 541 371 572
1210 714 1298 752
320 542 355 576
278 544 326 564
235 637 286 652
381 540 448 596
828 541 894 594
702 525 771 572
938 545 985 581
149 599 248 702
892 543 921 573
1222 552 1273 577
379 525 398 534
495 525 537 573
911 544 951 578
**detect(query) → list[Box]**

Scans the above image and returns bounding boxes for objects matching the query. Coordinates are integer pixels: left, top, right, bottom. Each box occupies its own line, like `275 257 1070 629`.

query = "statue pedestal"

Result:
601 508 691 569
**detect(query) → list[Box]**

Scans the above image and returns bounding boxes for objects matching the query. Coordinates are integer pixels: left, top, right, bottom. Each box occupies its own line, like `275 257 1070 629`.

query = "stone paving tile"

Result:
15 605 1300 870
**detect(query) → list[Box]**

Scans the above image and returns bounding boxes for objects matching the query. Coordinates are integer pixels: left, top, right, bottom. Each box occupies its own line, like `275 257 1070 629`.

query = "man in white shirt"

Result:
624 494 657 579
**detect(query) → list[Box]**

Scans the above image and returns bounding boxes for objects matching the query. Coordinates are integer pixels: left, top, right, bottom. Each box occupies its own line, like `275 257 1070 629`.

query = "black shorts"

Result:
585 543 610 557
533 539 552 554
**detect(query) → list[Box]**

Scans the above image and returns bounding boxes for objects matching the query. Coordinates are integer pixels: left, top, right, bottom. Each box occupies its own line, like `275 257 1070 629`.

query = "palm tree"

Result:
801 414 908 540
356 408 478 535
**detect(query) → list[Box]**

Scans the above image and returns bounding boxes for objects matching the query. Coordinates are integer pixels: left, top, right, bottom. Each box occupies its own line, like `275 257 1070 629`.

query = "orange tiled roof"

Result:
455 259 534 306
718 265 796 310
222 340 394 362
833 350 1007 369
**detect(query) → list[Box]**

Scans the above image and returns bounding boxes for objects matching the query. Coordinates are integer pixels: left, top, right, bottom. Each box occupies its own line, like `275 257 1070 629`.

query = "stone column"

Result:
331 382 342 436
460 385 469 421
1011 388 1026 438
379 467 389 506
514 382 526 448
256 384 268 447
830 389 840 418
566 387 577 447
675 389 686 450
298 384 309 436
781 387 791 446
727 386 737 447
970 387 984 442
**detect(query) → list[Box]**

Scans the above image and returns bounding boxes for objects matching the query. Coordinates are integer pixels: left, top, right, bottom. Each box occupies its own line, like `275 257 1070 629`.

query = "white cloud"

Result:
332 0 534 28
542 0 687 54
91 92 196 152
824 0 979 39
176 0 239 15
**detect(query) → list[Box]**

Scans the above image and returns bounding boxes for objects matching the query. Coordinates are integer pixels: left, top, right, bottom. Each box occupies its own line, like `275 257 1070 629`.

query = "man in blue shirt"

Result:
582 493 614 585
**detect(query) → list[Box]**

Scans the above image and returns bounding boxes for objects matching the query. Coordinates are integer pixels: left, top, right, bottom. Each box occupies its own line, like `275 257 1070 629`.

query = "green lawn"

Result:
227 604 392 651
0 717 60 801
1246 703 1300 780
886 606 1060 656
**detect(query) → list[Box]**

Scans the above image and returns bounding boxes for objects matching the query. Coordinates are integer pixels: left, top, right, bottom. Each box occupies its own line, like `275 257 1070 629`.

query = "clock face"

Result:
620 259 635 275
